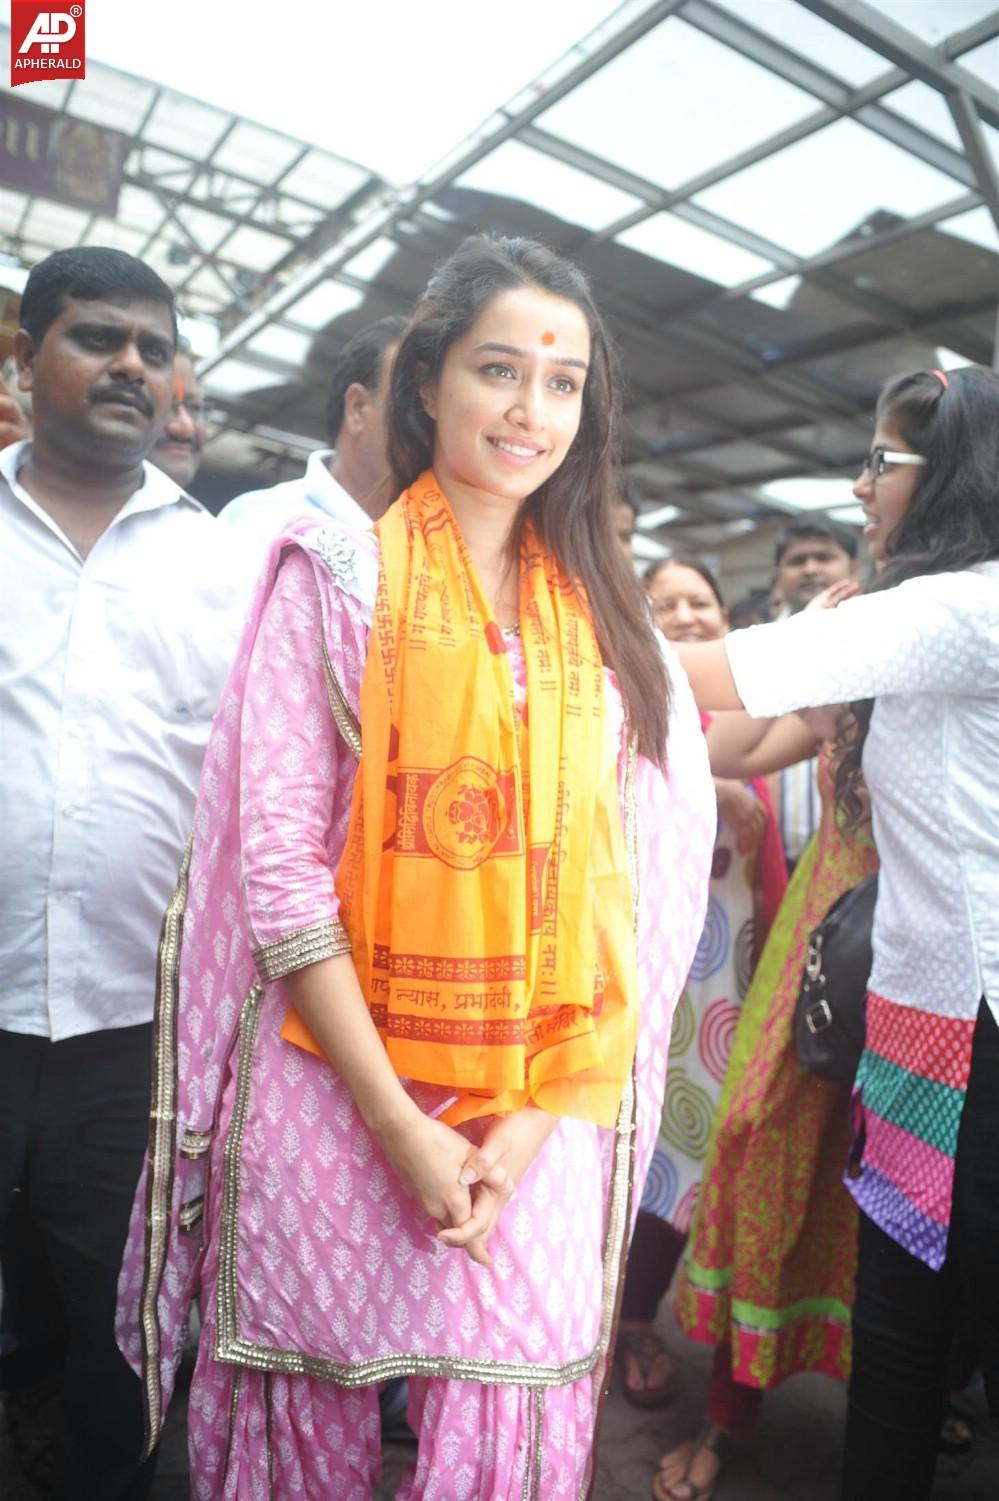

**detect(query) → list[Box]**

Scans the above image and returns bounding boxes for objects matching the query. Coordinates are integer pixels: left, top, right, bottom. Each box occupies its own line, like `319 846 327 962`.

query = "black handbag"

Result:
794 874 878 1084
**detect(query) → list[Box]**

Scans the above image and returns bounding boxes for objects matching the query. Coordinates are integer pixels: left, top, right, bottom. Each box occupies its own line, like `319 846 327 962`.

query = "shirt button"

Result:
62 805 78 818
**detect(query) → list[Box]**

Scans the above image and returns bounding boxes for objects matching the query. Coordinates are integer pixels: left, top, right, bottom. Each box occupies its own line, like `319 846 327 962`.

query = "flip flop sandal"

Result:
651 1424 736 1501
615 1327 676 1409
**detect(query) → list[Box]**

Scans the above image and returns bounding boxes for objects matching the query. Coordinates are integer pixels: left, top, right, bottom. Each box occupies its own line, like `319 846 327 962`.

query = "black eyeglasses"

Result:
860 446 927 480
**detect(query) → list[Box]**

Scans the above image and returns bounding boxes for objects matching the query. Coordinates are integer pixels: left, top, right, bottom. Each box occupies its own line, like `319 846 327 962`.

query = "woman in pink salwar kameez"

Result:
117 236 715 1500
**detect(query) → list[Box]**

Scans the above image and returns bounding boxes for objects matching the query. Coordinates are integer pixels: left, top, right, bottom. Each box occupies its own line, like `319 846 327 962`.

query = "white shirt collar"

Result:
300 449 373 531
0 440 203 555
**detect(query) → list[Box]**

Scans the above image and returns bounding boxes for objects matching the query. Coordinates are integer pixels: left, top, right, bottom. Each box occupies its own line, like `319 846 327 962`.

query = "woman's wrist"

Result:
363 1086 423 1152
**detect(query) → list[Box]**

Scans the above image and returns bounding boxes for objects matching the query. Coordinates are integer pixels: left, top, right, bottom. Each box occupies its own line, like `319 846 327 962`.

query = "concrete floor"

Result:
3 1303 997 1498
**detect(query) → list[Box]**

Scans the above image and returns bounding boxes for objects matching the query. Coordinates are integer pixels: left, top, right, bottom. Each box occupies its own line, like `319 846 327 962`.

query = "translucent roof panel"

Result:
0 77 71 111
536 17 817 191
342 237 400 284
178 315 220 359
172 205 233 254
940 205 999 253
210 122 307 186
750 275 803 310
203 359 273 398
457 140 645 232
22 201 91 244
759 476 857 512
246 324 313 367
284 280 364 331
116 185 167 235
83 218 149 257
0 188 27 234
707 0 891 86
183 268 239 303
614 212 776 286
959 36 999 89
692 117 961 257
63 62 156 135
880 81 966 152
278 151 370 209
144 92 230 159
865 0 999 45
221 224 294 273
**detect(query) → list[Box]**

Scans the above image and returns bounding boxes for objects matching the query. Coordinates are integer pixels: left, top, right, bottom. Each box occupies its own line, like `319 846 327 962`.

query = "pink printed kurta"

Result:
116 521 715 1500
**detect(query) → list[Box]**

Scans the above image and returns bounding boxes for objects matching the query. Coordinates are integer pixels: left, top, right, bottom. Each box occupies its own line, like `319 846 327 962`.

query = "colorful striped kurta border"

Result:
847 992 976 1271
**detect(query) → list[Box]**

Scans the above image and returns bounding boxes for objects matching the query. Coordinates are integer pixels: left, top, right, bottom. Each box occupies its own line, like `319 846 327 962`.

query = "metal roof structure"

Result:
1 1 998 556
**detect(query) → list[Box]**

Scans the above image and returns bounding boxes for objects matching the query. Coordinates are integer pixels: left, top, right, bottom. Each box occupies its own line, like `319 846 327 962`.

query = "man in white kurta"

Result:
0 246 243 1500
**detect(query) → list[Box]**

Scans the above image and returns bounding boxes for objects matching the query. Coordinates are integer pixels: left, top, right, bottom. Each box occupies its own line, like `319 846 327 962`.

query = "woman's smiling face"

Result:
853 420 924 568
422 285 591 508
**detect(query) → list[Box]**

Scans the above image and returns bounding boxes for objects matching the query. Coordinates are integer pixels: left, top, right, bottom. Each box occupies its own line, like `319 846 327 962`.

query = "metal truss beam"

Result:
172 143 319 300
682 0 975 183
796 0 999 129
518 126 943 337
586 10 992 252
946 91 999 240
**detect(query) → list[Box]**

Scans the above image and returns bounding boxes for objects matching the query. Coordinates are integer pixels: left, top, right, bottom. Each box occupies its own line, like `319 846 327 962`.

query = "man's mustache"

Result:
89 384 155 418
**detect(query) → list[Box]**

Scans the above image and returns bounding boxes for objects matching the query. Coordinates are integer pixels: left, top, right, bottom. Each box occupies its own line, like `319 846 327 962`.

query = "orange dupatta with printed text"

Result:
281 471 638 1128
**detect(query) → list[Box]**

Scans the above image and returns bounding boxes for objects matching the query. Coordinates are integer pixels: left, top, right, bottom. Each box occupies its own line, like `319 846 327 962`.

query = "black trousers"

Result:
841 999 999 1501
0 1024 157 1501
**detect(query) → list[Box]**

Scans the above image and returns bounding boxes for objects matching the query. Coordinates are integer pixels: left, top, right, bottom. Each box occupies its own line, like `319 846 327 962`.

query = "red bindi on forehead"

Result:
541 331 555 346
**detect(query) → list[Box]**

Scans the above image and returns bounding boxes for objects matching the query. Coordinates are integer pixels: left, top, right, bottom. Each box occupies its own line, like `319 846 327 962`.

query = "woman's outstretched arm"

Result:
676 639 743 710
707 711 819 780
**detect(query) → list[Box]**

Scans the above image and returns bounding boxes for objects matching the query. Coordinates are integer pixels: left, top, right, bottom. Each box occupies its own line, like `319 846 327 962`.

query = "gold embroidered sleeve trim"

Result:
321 636 362 760
252 918 351 984
179 1128 213 1160
178 1197 204 1233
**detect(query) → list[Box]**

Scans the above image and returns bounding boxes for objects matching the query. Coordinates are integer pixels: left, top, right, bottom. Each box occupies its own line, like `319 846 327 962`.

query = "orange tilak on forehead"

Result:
541 331 555 345
174 372 186 401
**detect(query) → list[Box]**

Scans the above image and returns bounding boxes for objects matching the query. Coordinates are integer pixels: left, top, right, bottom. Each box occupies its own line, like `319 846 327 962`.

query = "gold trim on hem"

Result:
252 918 351 984
522 1386 545 1500
138 837 193 1458
215 982 601 1390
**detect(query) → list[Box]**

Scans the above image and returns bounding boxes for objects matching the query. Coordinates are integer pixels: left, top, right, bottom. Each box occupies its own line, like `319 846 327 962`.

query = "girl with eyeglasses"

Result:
675 365 999 1501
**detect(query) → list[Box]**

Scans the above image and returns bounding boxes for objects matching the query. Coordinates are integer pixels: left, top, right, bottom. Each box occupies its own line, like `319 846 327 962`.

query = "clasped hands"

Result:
380 1103 557 1269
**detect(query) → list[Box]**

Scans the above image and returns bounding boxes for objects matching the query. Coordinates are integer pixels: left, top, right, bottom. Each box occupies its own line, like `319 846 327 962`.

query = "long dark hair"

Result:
835 364 999 821
387 234 670 765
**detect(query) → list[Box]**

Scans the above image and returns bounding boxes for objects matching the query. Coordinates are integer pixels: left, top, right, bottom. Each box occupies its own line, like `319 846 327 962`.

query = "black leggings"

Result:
841 999 999 1500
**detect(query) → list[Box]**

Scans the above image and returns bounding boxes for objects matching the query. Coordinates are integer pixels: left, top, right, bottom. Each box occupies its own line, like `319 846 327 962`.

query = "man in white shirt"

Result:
219 312 406 555
0 247 242 1499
